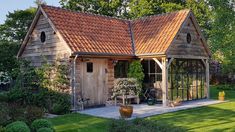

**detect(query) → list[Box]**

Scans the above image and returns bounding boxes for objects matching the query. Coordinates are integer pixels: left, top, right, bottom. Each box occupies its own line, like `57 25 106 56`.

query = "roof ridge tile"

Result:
41 4 190 22
131 9 190 22
41 4 129 22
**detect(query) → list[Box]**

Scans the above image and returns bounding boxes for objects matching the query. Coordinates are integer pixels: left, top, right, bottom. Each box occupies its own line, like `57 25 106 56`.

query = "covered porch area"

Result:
139 56 210 107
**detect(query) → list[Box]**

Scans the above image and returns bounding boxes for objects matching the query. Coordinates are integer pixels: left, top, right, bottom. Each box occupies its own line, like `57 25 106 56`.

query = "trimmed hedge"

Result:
0 126 6 132
31 119 53 132
5 121 30 132
108 118 186 132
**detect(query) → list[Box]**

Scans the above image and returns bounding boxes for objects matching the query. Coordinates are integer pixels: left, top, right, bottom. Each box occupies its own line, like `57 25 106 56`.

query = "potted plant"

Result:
112 78 141 118
218 91 225 101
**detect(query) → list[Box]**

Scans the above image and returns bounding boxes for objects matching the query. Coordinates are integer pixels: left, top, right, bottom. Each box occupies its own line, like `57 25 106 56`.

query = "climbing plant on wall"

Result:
127 60 144 88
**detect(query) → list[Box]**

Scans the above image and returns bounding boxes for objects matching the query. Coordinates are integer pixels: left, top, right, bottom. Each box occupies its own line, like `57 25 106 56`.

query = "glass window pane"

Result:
87 62 93 73
114 60 129 78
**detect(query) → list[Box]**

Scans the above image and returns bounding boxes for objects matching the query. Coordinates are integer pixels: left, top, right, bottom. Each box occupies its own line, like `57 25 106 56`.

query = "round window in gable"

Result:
186 33 191 44
40 31 46 43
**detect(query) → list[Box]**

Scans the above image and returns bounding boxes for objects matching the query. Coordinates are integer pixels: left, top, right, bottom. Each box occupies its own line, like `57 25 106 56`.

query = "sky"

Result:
0 0 60 24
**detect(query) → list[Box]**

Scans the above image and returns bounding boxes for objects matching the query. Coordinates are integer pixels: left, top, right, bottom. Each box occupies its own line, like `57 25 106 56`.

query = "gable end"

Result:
19 8 71 66
166 11 211 59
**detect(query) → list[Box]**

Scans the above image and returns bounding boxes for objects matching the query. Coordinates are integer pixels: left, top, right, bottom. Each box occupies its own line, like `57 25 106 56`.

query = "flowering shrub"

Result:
112 78 140 105
0 72 11 85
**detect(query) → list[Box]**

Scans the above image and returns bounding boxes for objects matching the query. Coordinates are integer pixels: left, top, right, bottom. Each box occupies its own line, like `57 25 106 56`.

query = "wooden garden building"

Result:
17 5 211 109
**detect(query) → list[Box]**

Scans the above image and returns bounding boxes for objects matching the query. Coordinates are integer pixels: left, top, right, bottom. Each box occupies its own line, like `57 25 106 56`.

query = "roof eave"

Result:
72 52 135 57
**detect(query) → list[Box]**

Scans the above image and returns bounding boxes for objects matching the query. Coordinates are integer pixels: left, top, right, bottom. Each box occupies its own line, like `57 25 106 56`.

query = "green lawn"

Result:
49 113 110 132
49 85 235 132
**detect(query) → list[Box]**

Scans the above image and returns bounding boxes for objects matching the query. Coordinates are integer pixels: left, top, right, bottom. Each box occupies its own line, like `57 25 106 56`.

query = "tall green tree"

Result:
60 0 129 17
185 0 212 38
0 8 36 42
209 0 235 73
0 40 19 78
128 0 158 18
0 8 36 78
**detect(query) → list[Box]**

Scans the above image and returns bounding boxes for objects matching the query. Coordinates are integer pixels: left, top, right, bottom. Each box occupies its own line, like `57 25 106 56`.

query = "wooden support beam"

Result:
161 57 168 107
153 58 163 69
201 59 206 67
167 58 174 69
167 55 209 60
205 59 210 99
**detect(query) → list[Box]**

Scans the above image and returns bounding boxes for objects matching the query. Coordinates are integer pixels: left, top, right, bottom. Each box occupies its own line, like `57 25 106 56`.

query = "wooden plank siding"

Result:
107 60 115 97
167 17 208 58
21 14 71 66
79 59 109 106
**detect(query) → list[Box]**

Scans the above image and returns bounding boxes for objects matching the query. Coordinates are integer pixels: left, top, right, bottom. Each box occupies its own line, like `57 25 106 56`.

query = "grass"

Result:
49 113 110 132
49 85 235 132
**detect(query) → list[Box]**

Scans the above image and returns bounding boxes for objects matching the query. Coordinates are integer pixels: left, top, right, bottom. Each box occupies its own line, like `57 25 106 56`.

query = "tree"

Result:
159 2 183 13
0 8 36 42
34 0 47 5
128 0 157 18
0 8 36 78
0 40 20 78
185 0 212 38
60 0 129 17
209 0 235 73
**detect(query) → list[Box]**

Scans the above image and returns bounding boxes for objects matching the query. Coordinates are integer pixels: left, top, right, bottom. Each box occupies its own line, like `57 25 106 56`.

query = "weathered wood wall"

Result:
167 16 208 57
107 60 114 98
21 14 71 66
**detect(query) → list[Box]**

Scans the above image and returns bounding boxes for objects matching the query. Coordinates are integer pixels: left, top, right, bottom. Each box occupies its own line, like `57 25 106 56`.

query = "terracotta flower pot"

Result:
119 105 133 118
219 96 225 101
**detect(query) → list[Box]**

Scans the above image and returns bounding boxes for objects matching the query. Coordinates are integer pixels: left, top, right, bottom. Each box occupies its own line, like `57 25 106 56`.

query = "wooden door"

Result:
81 59 108 107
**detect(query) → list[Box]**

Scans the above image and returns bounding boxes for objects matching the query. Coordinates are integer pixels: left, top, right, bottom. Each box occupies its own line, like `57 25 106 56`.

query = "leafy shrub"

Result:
51 103 68 115
6 86 70 115
108 118 186 132
25 106 44 123
31 119 53 132
1 103 44 125
109 119 130 132
6 62 71 115
0 102 10 126
0 126 6 132
127 60 145 88
37 127 54 132
0 92 8 102
5 121 30 132
215 84 235 91
8 103 27 123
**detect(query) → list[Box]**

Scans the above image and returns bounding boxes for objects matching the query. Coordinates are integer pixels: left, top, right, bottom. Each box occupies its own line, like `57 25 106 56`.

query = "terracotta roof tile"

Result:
41 5 190 56
132 9 190 55
42 5 133 55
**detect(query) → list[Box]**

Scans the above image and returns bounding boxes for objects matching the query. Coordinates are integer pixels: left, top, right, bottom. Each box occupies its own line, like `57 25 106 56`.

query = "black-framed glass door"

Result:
142 60 162 101
168 59 206 101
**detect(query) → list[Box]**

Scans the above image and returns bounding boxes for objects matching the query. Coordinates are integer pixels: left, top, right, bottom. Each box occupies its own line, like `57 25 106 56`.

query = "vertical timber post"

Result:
206 59 210 99
162 57 168 107
70 59 74 111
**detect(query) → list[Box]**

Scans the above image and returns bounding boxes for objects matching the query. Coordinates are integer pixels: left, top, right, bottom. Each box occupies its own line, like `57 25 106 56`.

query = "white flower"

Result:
0 71 11 85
